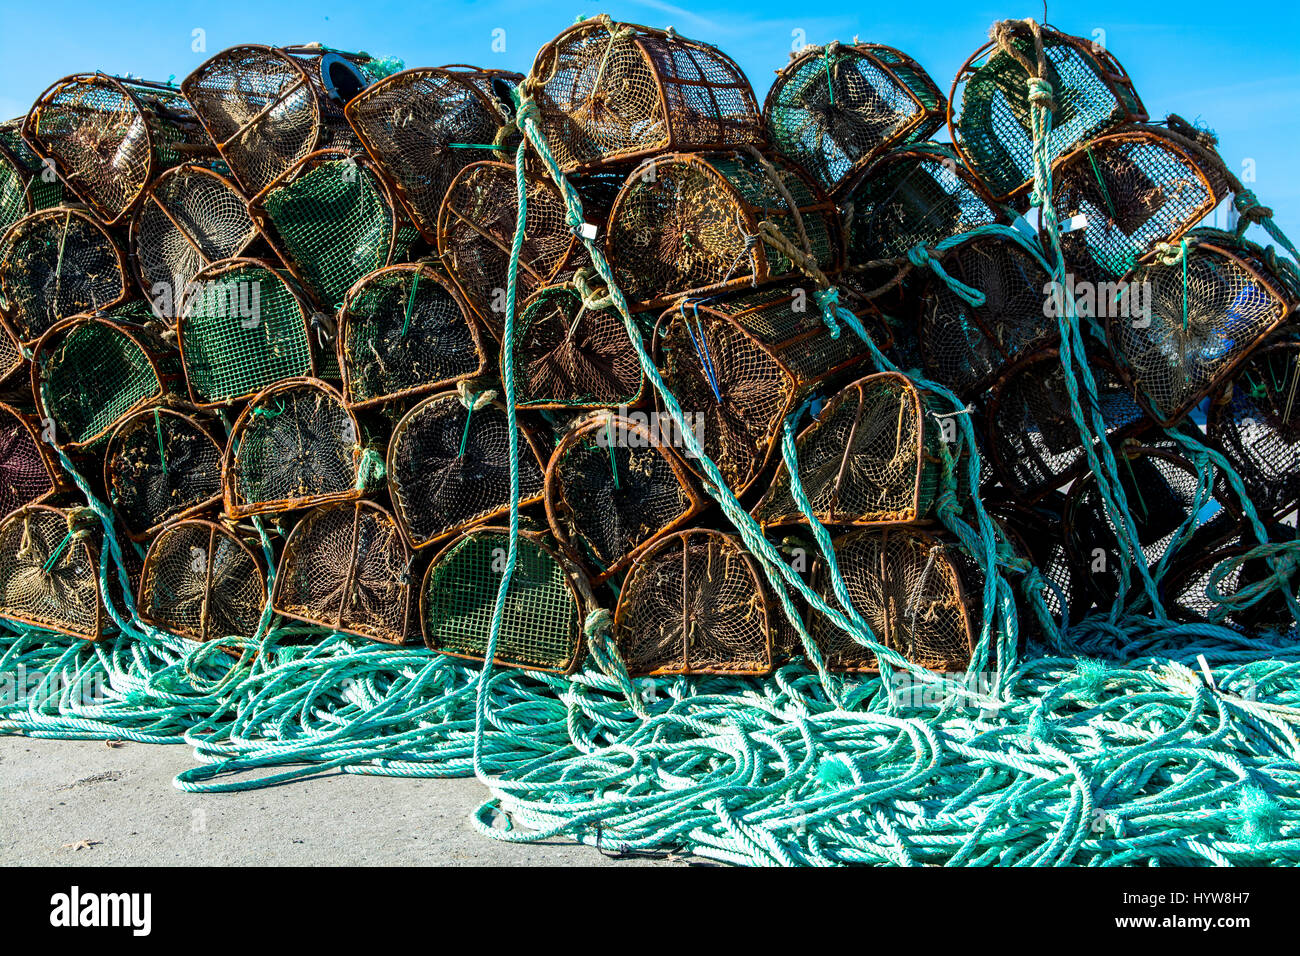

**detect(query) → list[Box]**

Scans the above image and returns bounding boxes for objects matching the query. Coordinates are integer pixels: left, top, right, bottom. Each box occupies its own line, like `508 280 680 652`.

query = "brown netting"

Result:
808 527 979 672
606 150 843 311
274 500 416 644
223 378 369 517
614 529 771 676
764 42 945 197
525 18 762 175
137 519 266 642
345 65 521 242
22 74 214 226
544 413 705 581
0 402 63 519
0 504 104 640
0 324 22 383
0 207 128 346
1163 520 1297 635
104 406 224 540
130 165 258 322
387 390 546 550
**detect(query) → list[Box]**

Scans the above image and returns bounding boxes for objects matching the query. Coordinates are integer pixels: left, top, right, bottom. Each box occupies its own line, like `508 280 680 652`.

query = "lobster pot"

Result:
1163 522 1297 635
527 19 762 174
387 391 547 550
224 378 368 517
0 504 105 640
104 407 223 540
614 529 772 676
917 234 1055 398
809 527 980 672
984 491 1084 628
545 414 705 581
421 527 585 673
0 208 128 346
0 119 63 231
32 314 181 452
764 43 945 196
654 282 865 496
250 150 411 309
1207 340 1300 525
437 160 589 337
753 372 960 529
337 262 488 408
606 151 843 311
344 66 521 241
0 402 63 518
0 327 19 382
985 346 1150 501
949 24 1147 201
274 500 416 644
842 144 1004 265
513 285 644 408
182 44 376 196
22 75 213 226
177 258 316 405
1108 238 1295 425
130 165 258 321
137 519 266 642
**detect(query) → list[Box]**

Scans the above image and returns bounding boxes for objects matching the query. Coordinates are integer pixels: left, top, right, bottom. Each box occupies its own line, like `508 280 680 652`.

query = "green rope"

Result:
400 270 420 337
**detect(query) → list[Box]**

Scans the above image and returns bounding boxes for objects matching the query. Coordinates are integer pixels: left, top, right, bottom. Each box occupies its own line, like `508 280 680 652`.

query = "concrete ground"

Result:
0 736 683 866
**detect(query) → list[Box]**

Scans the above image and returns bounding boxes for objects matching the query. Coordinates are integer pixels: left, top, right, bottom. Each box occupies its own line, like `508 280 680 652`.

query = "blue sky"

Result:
2 0 1298 243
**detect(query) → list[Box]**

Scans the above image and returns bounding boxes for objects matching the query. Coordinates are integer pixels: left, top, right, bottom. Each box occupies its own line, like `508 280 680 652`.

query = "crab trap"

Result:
0 118 63 232
0 401 65 518
0 503 107 641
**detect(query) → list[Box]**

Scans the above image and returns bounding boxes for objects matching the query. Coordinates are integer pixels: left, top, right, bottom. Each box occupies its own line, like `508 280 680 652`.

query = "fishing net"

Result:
0 118 63 232
0 207 128 346
984 491 1084 628
22 74 213 226
387 391 546 550
421 527 585 673
0 503 104 640
137 519 266 642
224 378 367 517
949 23 1146 201
544 413 704 580
344 65 521 242
655 282 865 496
753 371 958 528
182 44 375 196
130 165 259 321
177 258 316 405
274 500 415 644
809 527 980 672
104 407 224 540
1108 236 1295 425
1163 520 1297 635
0 326 20 382
606 150 843 311
917 233 1055 398
526 17 762 174
0 402 63 519
764 42 945 197
614 529 772 676
512 284 644 408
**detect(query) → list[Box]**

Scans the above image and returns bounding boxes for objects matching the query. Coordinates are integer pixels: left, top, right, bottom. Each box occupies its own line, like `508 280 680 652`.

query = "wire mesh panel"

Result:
654 282 865 496
949 24 1147 201
387 391 547 550
614 529 772 676
130 165 258 322
544 414 705 581
182 44 376 196
177 257 316 405
224 378 368 517
606 150 843 311
345 65 521 242
917 234 1055 399
337 262 487 408
138 519 266 642
526 18 762 175
0 402 63 519
421 527 585 673
104 406 223 540
753 372 958 528
0 208 128 346
22 74 213 226
808 527 979 672
512 285 644 408
0 504 104 640
0 118 63 231
764 42 945 197
274 500 416 644
1108 237 1295 425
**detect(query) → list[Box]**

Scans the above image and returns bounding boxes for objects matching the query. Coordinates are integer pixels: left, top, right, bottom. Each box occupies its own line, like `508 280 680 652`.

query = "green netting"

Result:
0 154 29 232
